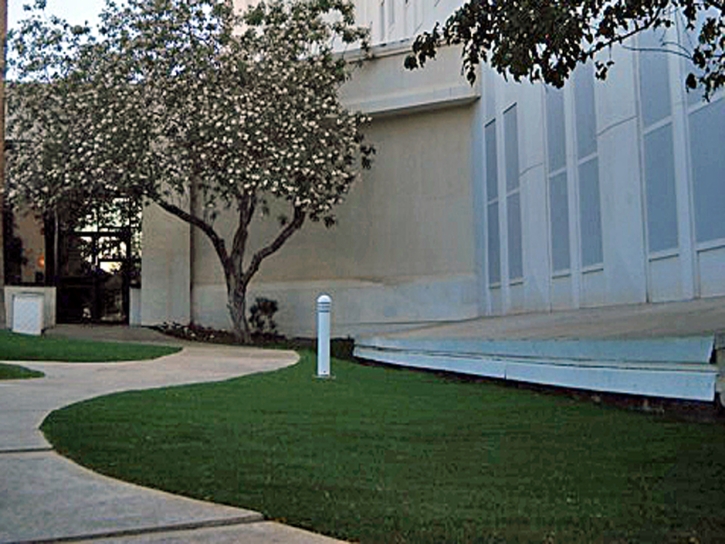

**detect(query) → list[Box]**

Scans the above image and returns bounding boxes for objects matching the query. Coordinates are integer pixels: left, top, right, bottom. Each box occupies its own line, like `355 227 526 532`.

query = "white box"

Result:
12 293 45 336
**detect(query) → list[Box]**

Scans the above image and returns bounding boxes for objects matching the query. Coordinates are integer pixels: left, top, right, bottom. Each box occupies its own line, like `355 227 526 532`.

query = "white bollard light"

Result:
316 294 332 378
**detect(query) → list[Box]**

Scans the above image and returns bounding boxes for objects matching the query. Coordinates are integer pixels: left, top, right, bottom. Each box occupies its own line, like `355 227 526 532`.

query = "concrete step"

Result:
354 335 719 402
358 336 715 364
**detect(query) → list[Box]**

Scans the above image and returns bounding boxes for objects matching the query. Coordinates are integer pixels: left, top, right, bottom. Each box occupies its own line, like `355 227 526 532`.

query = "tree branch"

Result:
230 193 256 274
152 195 231 270
586 13 663 58
622 44 694 59
241 205 305 286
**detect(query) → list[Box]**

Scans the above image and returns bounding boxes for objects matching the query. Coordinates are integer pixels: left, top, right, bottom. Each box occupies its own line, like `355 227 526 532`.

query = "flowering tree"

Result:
7 0 373 342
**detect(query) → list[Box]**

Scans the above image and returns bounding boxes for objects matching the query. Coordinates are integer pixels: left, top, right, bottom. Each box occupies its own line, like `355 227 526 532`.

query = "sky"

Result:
8 0 106 31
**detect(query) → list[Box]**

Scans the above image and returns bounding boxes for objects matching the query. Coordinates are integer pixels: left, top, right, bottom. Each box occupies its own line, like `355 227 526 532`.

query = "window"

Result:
578 157 604 266
639 30 679 253
639 31 672 126
549 172 571 271
574 64 603 267
683 12 725 244
689 98 725 243
546 87 570 272
574 70 597 160
414 0 424 30
504 105 523 280
379 0 386 41
643 125 678 251
485 120 501 285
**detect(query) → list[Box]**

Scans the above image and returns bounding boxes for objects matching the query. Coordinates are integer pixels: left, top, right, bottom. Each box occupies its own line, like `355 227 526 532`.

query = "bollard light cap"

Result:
317 293 332 311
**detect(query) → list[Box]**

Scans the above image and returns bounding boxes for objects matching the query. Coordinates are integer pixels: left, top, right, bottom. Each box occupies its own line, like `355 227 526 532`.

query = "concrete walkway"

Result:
378 295 725 341
0 333 344 543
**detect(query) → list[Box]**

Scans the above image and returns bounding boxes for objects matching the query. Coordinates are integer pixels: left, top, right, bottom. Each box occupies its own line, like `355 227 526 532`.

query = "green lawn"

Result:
0 362 44 380
0 330 181 362
43 352 725 543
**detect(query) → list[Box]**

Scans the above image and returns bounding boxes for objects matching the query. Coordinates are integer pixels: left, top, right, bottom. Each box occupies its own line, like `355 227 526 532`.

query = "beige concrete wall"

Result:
340 43 480 116
190 104 478 334
142 44 482 333
194 105 476 285
140 200 191 326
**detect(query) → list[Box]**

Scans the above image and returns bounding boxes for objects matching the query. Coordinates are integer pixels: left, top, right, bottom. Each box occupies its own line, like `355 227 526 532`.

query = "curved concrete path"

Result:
0 339 344 543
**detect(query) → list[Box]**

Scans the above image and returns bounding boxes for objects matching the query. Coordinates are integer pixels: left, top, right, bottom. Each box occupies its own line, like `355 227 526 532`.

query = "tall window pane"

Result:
507 193 523 279
644 125 678 251
504 106 519 191
550 172 570 272
639 30 672 126
379 0 385 40
487 203 501 284
690 99 725 242
485 121 498 201
485 119 501 285
504 105 522 280
545 88 566 171
574 64 597 159
579 158 603 266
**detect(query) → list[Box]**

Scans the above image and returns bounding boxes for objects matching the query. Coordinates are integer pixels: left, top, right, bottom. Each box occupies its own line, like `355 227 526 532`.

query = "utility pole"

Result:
0 0 7 328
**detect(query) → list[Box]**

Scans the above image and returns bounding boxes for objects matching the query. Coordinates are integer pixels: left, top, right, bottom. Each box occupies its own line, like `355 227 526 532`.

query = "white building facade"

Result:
140 0 725 336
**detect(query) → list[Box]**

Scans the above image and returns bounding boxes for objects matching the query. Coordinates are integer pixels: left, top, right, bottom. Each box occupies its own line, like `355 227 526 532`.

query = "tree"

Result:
0 0 8 327
7 0 373 342
405 0 725 98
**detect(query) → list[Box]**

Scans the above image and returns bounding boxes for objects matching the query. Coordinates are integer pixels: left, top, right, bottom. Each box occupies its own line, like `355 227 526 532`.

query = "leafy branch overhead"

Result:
7 0 374 342
405 0 725 98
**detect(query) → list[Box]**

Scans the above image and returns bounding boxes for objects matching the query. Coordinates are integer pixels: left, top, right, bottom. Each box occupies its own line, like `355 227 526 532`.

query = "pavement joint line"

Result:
6 513 267 544
0 447 54 455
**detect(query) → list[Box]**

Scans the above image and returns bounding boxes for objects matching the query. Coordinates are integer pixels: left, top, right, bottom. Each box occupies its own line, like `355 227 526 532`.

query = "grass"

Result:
0 362 44 380
43 352 725 543
0 330 181 362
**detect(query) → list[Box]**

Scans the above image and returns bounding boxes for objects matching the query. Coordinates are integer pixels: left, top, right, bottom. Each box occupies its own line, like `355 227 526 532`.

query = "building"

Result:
140 0 725 340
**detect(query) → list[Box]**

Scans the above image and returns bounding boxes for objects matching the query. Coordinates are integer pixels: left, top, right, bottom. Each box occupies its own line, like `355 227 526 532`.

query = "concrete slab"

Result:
0 342 345 544
358 336 715 363
356 297 725 402
0 451 261 544
376 295 725 341
43 324 186 346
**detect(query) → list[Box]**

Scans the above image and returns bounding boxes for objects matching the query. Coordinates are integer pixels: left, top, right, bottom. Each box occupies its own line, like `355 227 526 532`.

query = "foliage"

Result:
7 0 373 342
405 0 725 98
249 296 279 336
44 352 725 543
0 330 180 362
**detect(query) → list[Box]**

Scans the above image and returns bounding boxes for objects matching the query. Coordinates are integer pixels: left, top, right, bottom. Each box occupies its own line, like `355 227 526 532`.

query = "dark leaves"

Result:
406 0 724 99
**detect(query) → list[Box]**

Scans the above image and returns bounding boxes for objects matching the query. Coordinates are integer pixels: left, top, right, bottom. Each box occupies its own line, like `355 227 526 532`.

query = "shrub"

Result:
249 297 278 336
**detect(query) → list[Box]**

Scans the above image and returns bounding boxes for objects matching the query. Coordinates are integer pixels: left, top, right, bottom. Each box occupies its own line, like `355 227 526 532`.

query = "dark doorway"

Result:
56 228 134 324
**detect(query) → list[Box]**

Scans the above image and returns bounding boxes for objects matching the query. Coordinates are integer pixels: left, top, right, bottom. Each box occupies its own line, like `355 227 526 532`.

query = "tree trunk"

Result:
152 196 306 345
226 272 251 344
